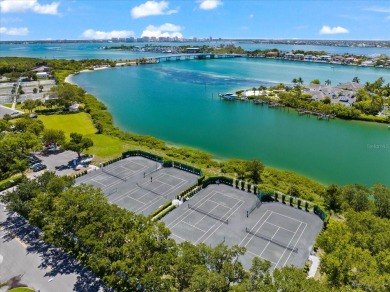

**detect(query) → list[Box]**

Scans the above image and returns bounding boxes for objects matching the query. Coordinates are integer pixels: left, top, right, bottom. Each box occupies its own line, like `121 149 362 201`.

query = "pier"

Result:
297 108 335 120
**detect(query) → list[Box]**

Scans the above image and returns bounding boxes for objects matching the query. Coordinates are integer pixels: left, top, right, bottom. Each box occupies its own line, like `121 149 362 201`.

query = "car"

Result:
32 163 47 172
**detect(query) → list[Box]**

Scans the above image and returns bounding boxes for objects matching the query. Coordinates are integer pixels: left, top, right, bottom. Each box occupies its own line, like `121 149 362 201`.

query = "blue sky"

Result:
1 0 390 41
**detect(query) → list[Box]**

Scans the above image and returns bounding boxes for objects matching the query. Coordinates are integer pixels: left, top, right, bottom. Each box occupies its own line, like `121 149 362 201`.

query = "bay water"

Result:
72 58 390 186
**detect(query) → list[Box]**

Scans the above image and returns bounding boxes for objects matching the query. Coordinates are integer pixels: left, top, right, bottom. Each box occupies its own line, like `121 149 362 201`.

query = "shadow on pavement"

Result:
1 210 111 292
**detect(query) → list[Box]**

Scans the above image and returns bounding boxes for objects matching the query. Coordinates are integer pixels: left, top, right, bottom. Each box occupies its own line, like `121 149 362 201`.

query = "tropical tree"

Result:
246 160 264 183
352 76 360 83
42 129 65 148
297 77 304 85
66 132 93 158
310 79 320 84
325 79 331 86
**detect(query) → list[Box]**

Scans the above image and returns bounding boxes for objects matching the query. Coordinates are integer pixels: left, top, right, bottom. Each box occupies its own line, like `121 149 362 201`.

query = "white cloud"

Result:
319 25 349 35
364 6 390 13
249 14 254 19
0 27 29 36
0 0 59 15
82 29 135 39
131 1 178 19
197 0 223 10
141 23 183 38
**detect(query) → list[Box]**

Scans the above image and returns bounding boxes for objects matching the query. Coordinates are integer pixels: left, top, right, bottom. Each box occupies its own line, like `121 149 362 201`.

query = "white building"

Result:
36 72 48 78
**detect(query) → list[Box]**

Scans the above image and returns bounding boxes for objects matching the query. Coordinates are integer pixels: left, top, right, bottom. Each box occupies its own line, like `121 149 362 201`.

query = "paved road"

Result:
0 105 22 119
0 205 110 292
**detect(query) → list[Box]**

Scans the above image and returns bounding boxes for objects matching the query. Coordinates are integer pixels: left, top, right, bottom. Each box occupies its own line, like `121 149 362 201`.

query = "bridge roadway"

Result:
153 53 244 62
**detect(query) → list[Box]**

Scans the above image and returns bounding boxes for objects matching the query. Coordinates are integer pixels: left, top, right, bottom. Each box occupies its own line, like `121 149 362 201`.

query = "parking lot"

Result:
27 150 85 177
0 204 109 292
76 156 199 215
162 184 323 270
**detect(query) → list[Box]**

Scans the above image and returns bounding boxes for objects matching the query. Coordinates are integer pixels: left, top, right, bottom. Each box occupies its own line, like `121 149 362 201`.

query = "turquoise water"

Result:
1 42 389 60
72 58 390 186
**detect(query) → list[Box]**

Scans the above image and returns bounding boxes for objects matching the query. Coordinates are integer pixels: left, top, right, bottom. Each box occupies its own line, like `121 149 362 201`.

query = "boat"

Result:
219 93 237 101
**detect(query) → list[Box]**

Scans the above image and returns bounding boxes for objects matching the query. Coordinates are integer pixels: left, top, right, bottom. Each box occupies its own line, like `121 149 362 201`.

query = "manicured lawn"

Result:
8 288 35 292
38 112 96 136
2 103 12 108
39 112 131 160
85 134 132 162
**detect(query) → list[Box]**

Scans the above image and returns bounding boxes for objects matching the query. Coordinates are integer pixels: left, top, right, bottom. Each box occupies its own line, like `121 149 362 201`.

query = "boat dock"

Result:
297 108 335 120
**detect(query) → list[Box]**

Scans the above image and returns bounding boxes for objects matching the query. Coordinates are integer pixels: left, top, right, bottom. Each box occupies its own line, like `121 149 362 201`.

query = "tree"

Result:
33 87 38 94
310 79 320 84
66 132 93 158
39 84 44 92
42 129 65 148
325 79 331 86
246 160 264 183
34 99 43 109
95 122 103 134
352 76 360 83
291 78 298 85
22 99 36 113
324 184 343 212
372 184 390 218
297 77 304 85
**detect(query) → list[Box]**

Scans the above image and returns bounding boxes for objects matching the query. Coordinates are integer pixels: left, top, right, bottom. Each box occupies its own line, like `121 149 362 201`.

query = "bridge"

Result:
152 53 243 63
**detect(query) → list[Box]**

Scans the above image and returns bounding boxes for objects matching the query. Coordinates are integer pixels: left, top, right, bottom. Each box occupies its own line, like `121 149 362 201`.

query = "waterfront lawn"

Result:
38 112 96 136
85 134 132 162
38 112 131 160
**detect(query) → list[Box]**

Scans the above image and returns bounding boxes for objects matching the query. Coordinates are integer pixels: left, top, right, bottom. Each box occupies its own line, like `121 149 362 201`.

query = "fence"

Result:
122 150 163 162
202 176 234 188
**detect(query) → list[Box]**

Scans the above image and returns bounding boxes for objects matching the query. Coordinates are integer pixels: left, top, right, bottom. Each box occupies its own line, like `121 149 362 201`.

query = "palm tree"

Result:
297 77 304 86
291 78 298 85
325 79 331 86
352 77 360 83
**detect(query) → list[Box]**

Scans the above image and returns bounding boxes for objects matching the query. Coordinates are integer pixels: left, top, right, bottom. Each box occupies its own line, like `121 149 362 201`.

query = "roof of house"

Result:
334 82 364 92
31 66 50 72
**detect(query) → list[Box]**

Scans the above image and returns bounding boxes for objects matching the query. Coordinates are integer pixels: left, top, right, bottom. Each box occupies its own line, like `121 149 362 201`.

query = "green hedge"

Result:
101 156 122 167
313 205 328 221
173 161 202 176
178 184 200 200
73 170 88 179
152 205 176 221
197 176 205 186
0 175 23 192
149 200 172 219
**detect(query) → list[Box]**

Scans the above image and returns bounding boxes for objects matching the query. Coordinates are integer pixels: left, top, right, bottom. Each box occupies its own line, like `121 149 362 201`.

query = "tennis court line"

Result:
171 233 187 243
281 222 307 267
244 212 275 250
271 211 305 225
192 202 227 226
265 221 296 234
196 200 244 245
259 227 280 258
182 221 208 233
274 221 303 268
238 210 272 246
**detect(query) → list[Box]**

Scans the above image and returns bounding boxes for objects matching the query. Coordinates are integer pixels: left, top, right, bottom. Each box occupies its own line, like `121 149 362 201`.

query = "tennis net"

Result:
136 183 167 198
188 204 228 224
245 227 298 252
144 164 162 178
247 199 262 217
102 167 127 182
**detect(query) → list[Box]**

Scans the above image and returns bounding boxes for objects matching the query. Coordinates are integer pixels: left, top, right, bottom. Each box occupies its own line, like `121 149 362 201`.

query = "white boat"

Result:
219 93 237 100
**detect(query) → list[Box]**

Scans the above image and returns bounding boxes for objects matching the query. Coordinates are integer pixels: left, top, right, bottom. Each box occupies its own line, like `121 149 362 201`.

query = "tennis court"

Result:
76 156 198 215
162 184 323 270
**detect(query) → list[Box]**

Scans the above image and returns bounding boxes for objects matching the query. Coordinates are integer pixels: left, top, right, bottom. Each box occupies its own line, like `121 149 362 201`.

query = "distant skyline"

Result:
1 0 390 41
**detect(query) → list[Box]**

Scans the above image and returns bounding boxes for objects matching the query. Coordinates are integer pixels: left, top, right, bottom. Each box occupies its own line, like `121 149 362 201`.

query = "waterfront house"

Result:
295 54 304 60
31 65 50 73
266 51 278 58
317 55 332 62
285 52 294 60
304 55 317 61
36 72 48 78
